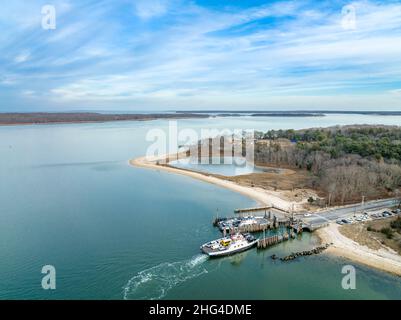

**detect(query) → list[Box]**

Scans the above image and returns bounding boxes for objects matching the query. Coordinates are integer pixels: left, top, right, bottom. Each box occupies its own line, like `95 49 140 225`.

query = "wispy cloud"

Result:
1 0 401 111
134 0 170 20
14 51 31 63
390 88 401 95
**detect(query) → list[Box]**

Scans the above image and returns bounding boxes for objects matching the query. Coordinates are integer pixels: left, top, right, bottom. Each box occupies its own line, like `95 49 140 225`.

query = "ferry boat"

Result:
200 233 258 257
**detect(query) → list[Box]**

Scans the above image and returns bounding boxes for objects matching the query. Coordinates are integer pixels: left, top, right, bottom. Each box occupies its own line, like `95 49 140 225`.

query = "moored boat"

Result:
200 233 257 257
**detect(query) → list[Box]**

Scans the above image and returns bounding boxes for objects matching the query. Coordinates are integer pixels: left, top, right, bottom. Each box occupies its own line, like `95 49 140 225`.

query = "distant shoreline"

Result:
0 112 209 126
2 110 401 126
177 110 401 116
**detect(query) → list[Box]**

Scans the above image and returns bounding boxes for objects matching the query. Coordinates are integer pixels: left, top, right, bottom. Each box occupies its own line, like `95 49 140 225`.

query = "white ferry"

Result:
200 233 258 257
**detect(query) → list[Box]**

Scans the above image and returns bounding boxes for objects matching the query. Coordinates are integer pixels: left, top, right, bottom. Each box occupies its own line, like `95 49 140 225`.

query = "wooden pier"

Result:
257 231 298 250
234 205 289 214
234 206 272 214
213 215 292 234
257 233 289 249
213 213 300 235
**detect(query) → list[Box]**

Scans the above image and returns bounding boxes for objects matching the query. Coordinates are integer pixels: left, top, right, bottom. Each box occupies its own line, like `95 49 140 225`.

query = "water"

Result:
170 157 273 176
1 114 401 300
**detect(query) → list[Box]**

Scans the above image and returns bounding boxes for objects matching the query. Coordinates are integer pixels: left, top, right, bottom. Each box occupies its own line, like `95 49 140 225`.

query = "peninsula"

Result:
130 124 401 276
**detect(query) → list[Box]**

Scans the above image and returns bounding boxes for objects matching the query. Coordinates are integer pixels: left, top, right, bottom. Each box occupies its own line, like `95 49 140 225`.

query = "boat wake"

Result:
123 254 208 300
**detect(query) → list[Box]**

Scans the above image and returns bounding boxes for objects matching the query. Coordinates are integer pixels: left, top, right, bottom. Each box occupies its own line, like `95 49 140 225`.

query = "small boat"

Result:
200 233 257 257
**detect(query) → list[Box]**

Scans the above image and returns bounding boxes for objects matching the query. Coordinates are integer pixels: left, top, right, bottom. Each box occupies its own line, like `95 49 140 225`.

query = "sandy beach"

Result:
130 154 401 277
317 223 401 277
130 154 303 213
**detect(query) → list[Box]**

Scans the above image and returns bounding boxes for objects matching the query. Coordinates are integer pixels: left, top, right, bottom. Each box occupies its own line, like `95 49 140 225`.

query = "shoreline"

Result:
130 155 302 213
130 154 401 277
3 111 401 127
316 223 401 277
128 154 303 214
0 112 209 126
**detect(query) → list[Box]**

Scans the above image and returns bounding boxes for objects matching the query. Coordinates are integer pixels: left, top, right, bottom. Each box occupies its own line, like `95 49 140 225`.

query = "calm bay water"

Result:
170 157 272 176
1 114 401 299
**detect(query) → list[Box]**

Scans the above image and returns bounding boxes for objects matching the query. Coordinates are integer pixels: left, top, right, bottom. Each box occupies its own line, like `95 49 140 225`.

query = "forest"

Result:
254 125 401 205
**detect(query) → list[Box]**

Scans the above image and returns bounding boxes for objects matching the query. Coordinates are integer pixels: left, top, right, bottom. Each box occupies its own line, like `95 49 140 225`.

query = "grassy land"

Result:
340 215 401 255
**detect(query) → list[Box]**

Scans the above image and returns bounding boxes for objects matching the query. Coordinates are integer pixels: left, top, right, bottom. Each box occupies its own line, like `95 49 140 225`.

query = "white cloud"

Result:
134 0 169 20
22 90 35 96
3 0 401 110
14 51 30 63
390 89 401 95
0 75 17 86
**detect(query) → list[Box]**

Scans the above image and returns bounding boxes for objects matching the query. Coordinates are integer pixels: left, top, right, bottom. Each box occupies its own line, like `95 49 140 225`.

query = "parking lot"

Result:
336 208 401 225
301 198 400 226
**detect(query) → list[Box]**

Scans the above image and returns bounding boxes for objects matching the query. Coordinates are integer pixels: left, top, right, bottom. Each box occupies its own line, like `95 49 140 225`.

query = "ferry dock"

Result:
212 205 328 250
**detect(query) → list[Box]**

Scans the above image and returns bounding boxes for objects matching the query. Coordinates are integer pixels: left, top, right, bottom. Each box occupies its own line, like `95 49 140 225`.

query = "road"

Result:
300 198 399 225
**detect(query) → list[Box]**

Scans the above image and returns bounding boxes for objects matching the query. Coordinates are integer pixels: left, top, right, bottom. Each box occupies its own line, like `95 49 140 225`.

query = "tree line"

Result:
254 125 401 205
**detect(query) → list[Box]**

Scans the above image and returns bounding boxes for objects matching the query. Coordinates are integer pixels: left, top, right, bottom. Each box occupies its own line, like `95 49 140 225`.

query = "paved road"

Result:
301 198 399 225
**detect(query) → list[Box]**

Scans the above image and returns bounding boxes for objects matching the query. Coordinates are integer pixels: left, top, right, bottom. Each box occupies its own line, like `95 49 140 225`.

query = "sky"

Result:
1 0 401 112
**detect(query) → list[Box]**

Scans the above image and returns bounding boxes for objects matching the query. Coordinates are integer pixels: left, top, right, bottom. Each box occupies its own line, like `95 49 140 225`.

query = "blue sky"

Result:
1 0 401 111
